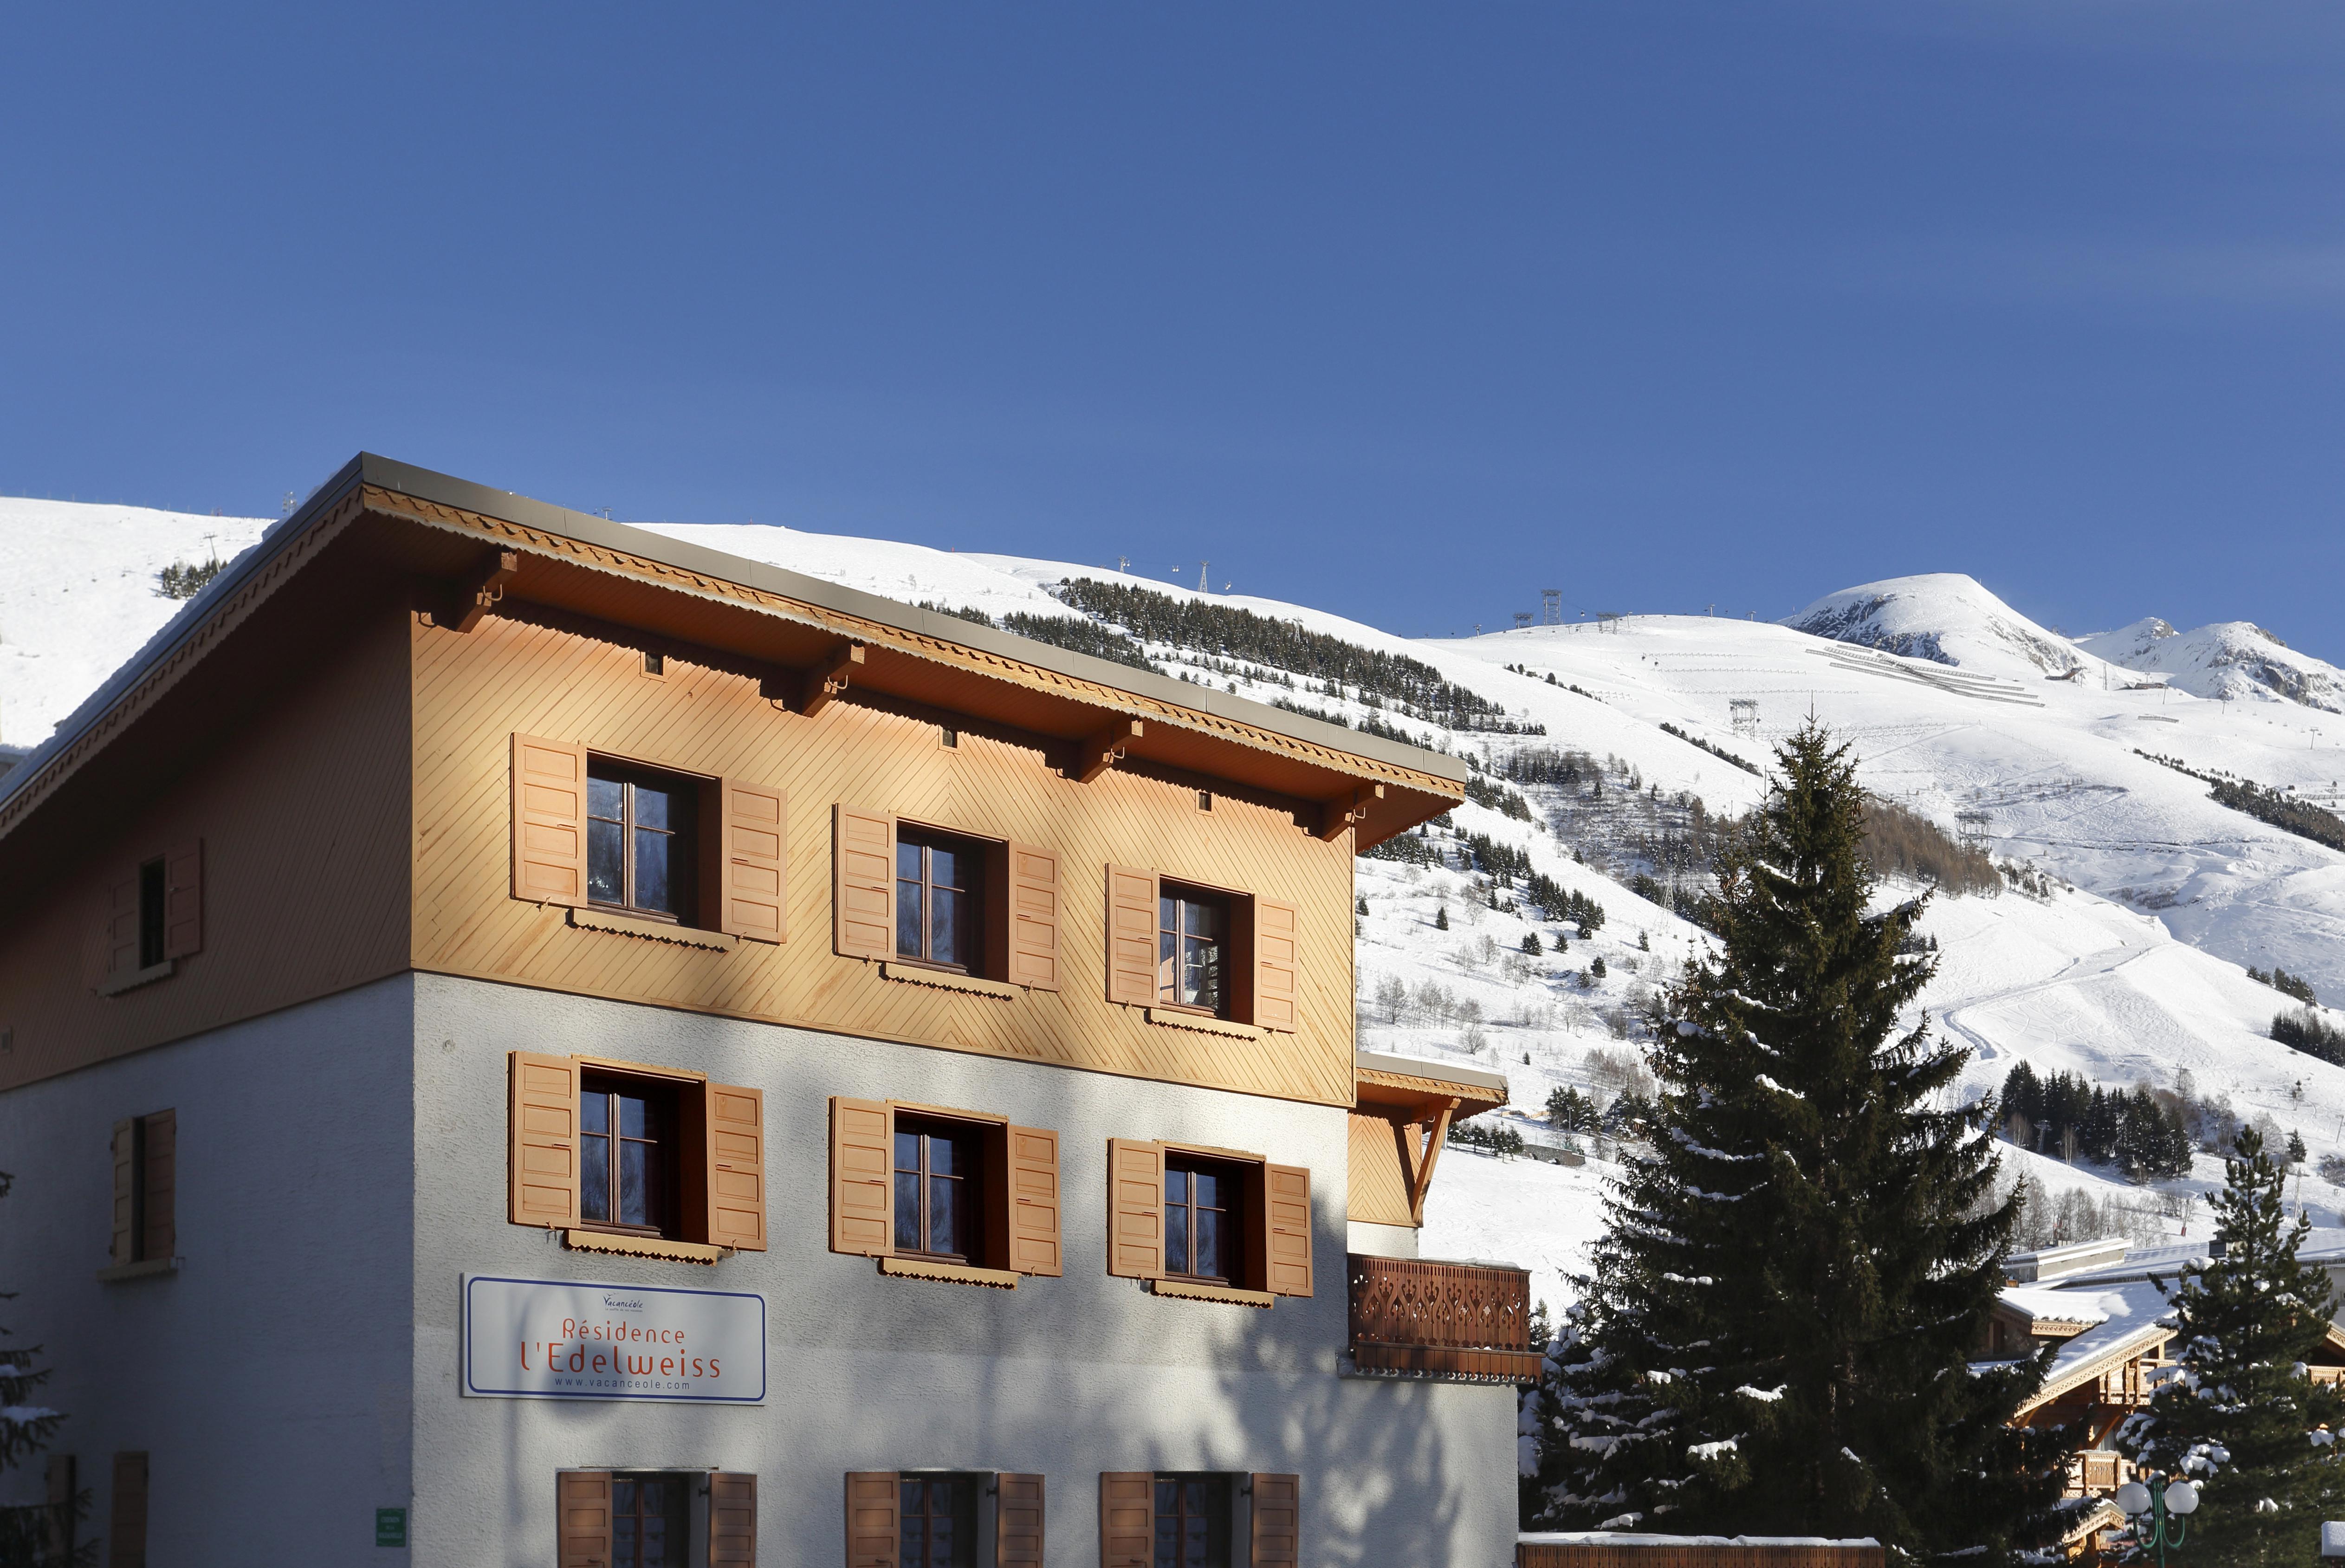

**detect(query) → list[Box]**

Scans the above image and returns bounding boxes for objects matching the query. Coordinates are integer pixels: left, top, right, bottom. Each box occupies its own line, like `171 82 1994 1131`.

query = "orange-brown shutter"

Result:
508 1052 580 1228
512 735 589 906
721 781 787 943
161 840 202 959
830 1097 894 1256
1253 897 1299 1033
1006 1126 1062 1277
104 875 139 977
1106 1139 1165 1279
706 1083 767 1251
845 1472 900 1568
1250 1474 1300 1568
1099 1474 1154 1568
109 1452 149 1568
1265 1164 1313 1297
1007 843 1062 991
996 1473 1044 1567
140 1110 175 1262
1105 865 1158 1006
557 1471 613 1568
110 1120 136 1265
709 1472 757 1566
833 805 895 959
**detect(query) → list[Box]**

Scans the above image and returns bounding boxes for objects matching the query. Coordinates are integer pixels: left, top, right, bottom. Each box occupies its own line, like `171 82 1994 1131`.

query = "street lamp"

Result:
2115 1476 2199 1568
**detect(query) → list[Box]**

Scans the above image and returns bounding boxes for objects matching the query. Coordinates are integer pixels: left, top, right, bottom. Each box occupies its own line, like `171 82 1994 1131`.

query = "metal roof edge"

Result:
1354 1047 1510 1096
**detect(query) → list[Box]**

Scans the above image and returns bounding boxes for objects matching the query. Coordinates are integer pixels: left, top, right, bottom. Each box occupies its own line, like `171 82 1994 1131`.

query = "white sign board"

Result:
462 1275 766 1403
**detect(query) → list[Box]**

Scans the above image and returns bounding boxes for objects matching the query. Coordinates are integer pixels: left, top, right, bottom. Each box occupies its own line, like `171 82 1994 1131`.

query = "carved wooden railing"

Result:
1346 1254 1543 1382
2066 1450 2131 1497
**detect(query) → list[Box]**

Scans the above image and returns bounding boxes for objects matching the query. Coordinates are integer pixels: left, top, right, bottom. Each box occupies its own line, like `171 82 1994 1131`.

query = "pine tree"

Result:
2120 1126 2345 1555
1524 721 2059 1553
0 1171 96 1564
1435 906 1449 931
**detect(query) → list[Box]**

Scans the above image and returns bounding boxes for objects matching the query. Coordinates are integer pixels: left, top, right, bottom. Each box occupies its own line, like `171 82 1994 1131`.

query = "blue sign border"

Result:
462 1274 767 1403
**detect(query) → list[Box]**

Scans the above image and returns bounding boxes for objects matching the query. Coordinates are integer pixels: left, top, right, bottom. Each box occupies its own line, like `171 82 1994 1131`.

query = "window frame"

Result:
899 1472 981 1568
577 1070 685 1241
608 1471 692 1568
136 858 166 969
1162 1154 1244 1286
585 758 699 925
1156 881 1235 1019
892 823 988 975
892 1114 981 1263
1153 1472 1235 1568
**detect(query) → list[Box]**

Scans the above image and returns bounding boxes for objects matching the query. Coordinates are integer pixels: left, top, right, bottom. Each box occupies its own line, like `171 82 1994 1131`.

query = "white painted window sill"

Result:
96 959 176 998
568 907 738 952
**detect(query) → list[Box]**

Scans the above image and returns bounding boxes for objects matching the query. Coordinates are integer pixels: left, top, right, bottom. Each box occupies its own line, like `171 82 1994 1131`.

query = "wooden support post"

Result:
447 550 519 634
798 642 866 717
1316 783 1384 842
1408 1097 1458 1226
1075 719 1143 783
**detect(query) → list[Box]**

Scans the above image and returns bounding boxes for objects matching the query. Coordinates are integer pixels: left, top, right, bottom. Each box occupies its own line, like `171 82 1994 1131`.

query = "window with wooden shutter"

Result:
995 1473 1043 1568
1005 1126 1062 1277
706 1082 767 1252
1105 865 1158 1006
720 781 787 944
109 1452 149 1568
1006 844 1060 991
1099 1474 1153 1568
1105 1139 1166 1279
509 1052 581 1228
1252 897 1299 1033
709 1472 757 1566
161 840 202 959
512 734 589 906
1264 1164 1313 1297
830 1097 894 1256
1250 1474 1300 1568
833 806 895 959
556 1471 612 1568
844 1472 900 1568
139 1110 175 1262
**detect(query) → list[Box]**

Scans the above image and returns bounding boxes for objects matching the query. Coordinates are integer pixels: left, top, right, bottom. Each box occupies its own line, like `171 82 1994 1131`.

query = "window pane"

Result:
582 1134 610 1222
895 1131 920 1173
620 1140 649 1227
589 777 624 821
895 1170 921 1251
927 1134 959 1179
588 819 624 903
1166 1169 1186 1203
582 1093 610 1135
898 880 923 957
1158 928 1178 1001
633 783 672 831
930 888 961 966
1166 1203 1189 1275
930 1174 959 1255
930 843 964 892
898 841 922 880
1185 900 1223 940
618 1092 648 1139
1195 1208 1222 1279
1160 894 1176 933
1190 1169 1220 1209
1184 934 1223 1013
635 828 672 913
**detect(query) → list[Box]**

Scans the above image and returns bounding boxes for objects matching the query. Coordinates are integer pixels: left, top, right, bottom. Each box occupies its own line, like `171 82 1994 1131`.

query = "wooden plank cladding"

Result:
412 609 1360 1105
1517 1541 1887 1568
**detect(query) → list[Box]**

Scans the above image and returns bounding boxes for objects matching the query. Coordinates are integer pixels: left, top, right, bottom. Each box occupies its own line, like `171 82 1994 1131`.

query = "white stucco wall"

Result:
410 973 1517 1567
0 977 418 1563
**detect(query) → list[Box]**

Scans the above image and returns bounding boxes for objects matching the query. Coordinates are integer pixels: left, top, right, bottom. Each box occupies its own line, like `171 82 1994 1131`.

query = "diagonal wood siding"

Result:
411 611 1359 1105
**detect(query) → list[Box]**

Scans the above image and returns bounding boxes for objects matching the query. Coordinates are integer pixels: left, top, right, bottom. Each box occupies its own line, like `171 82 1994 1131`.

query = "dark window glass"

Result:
1157 888 1229 1016
900 1476 978 1568
137 858 166 969
579 1075 677 1236
893 1121 974 1260
894 828 983 971
612 1475 688 1568
1153 1476 1231 1568
586 763 695 920
1165 1161 1233 1282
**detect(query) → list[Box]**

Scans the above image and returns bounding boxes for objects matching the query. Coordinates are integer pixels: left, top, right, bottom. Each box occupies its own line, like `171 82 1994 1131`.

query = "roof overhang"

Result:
1354 1048 1509 1117
0 455 1466 881
2011 1323 2174 1417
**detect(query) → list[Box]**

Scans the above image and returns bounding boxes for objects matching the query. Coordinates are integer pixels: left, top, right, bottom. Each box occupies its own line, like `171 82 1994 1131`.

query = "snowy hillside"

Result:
8 497 2345 1316
2079 616 2345 716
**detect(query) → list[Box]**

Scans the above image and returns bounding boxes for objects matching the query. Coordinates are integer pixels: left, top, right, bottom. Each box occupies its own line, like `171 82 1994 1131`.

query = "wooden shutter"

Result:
557 1471 613 1568
995 1473 1044 1568
1264 1164 1313 1297
1105 1139 1165 1279
1250 1474 1300 1568
1099 1473 1154 1568
830 1097 894 1256
139 1110 175 1261
161 840 202 959
512 734 589 906
1253 897 1299 1033
110 1119 136 1265
109 1452 149 1568
44 1454 75 1563
1007 844 1061 991
104 875 139 978
709 1472 756 1566
845 1472 900 1568
1105 865 1158 1006
720 781 788 943
833 805 895 959
508 1052 580 1228
706 1082 767 1251
1006 1126 1062 1276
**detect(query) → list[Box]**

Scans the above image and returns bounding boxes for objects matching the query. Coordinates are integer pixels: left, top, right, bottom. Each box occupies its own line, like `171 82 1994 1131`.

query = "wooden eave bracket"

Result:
1075 719 1144 783
448 550 519 634
1317 783 1385 842
1408 1097 1459 1226
795 641 866 716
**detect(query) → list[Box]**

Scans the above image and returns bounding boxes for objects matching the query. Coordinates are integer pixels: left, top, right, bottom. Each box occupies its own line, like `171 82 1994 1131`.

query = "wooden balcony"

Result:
2066 1449 2131 1497
1347 1254 1544 1383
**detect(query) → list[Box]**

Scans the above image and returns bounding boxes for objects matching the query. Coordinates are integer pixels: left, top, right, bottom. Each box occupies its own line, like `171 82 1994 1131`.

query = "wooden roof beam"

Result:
797 641 866 717
447 549 519 634
1075 719 1143 783
1317 783 1385 842
1408 1098 1459 1227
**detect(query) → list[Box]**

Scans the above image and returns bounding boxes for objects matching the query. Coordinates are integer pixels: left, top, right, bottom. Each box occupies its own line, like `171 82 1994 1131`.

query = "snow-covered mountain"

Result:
2078 616 2345 716
8 497 2345 1316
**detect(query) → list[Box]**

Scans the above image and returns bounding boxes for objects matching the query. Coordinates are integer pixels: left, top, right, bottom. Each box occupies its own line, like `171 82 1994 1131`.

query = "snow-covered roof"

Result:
2001 1279 2175 1413
1520 1534 1881 1549
2052 1229 2345 1288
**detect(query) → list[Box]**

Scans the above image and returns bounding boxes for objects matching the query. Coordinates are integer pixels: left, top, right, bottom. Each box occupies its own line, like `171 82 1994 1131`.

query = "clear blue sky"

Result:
6 3 2341 658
